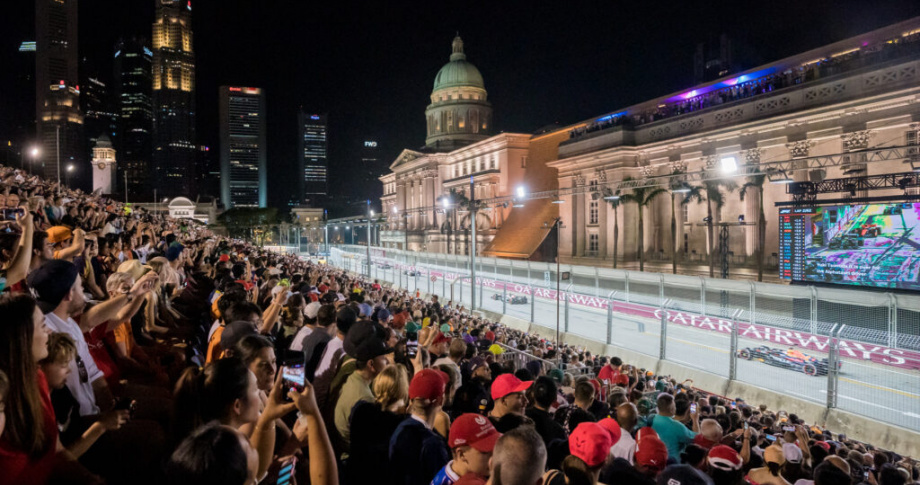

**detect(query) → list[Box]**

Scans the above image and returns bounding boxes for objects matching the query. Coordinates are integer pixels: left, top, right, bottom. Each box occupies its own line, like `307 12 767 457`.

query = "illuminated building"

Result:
548 17 920 272
379 35 559 256
152 0 196 197
114 37 154 199
81 61 118 190
359 139 381 199
299 111 327 206
425 34 493 151
220 86 266 208
36 0 84 182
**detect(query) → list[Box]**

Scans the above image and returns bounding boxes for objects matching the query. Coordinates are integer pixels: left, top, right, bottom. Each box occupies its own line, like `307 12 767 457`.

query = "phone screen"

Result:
730 401 736 409
281 364 305 400
783 426 795 432
407 332 418 357
766 435 777 442
690 403 697 413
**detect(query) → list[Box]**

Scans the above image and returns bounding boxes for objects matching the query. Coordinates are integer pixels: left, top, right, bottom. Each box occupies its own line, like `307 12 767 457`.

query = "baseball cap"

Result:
814 441 831 452
783 443 803 464
708 445 743 471
376 308 391 323
405 321 421 334
344 321 392 362
409 368 449 401
449 414 502 452
548 368 564 384
484 331 495 342
305 301 321 320
28 259 79 314
597 417 622 446
469 356 488 374
491 374 532 400
569 422 614 468
432 332 451 345
166 243 184 262
488 344 504 356
218 254 231 263
764 444 786 465
47 226 73 244
635 427 668 471
655 465 713 485
358 303 373 318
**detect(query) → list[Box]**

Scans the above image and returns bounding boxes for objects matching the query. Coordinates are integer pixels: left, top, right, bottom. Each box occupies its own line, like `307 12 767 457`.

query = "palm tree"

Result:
620 177 668 272
740 171 767 282
668 170 687 275
700 179 738 278
603 187 622 268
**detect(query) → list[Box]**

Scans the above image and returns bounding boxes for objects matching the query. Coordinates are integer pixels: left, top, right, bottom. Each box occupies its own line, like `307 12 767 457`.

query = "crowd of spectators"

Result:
569 31 920 139
0 163 917 485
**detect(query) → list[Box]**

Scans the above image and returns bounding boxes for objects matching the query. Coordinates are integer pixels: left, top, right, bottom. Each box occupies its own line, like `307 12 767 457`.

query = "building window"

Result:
521 156 528 168
682 202 690 225
490 158 496 169
589 200 599 225
589 234 599 253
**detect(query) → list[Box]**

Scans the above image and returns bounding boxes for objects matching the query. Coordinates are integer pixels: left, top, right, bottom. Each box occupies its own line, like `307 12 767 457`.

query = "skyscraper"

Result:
114 38 154 199
298 111 327 206
360 139 381 198
220 87 266 208
81 60 118 191
35 0 83 183
152 0 196 197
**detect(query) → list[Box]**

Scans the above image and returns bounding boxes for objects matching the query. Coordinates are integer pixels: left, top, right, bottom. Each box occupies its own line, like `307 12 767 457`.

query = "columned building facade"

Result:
549 18 920 271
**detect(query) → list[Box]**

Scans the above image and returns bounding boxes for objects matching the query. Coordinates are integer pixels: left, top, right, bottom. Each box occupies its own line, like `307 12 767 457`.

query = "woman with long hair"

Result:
347 364 410 483
0 293 67 483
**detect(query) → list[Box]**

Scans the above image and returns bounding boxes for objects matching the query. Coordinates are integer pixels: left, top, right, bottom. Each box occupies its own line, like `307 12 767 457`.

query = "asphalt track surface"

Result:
335 254 920 431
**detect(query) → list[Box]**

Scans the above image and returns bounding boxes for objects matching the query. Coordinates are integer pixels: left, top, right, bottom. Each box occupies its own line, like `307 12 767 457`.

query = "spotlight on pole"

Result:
720 156 738 174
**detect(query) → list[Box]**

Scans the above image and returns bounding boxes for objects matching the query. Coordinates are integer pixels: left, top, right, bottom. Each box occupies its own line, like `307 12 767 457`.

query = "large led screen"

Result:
779 203 920 290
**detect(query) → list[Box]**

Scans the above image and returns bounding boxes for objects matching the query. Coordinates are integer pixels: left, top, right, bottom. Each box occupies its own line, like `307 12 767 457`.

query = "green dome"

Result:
432 35 485 91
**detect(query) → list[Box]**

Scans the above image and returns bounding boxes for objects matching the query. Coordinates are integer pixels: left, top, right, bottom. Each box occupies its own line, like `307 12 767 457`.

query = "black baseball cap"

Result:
344 321 392 362
28 259 80 314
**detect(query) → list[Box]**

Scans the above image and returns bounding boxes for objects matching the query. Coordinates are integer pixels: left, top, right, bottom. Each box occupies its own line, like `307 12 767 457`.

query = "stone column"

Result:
574 173 586 258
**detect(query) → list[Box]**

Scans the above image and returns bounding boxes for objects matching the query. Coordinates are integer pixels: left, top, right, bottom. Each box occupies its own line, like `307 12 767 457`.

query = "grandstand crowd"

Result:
0 164 916 485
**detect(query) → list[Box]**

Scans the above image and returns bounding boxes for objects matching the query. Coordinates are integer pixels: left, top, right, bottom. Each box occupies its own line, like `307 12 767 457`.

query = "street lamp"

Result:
513 185 526 207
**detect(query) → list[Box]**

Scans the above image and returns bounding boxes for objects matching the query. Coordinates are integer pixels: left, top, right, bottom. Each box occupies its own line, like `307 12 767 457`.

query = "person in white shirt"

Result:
28 259 156 416
432 338 466 398
313 305 357 409
610 402 638 464
290 301 321 352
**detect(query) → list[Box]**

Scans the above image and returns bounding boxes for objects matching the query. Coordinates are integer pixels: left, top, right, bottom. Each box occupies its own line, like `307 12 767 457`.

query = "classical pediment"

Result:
389 149 427 170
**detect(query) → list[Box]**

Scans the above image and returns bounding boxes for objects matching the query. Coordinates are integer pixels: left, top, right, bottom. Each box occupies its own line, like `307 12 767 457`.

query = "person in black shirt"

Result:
451 356 492 420
526 376 567 447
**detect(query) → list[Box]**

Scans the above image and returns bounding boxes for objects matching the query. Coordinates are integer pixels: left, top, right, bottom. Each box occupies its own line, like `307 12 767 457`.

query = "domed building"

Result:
425 35 493 151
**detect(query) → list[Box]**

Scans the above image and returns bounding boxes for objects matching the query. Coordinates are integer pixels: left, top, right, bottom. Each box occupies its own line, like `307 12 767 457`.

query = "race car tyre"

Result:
740 349 752 360
803 364 818 376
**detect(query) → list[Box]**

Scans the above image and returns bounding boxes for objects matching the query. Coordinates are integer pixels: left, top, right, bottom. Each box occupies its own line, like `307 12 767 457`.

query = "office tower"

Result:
219 86 267 208
361 139 381 198
35 0 83 183
152 0 196 197
298 111 327 206
114 37 154 199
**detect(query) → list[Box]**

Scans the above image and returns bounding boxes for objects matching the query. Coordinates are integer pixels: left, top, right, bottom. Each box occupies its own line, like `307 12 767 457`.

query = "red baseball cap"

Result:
490 374 533 400
484 331 495 342
708 445 742 471
449 414 502 452
219 254 230 262
569 422 614 468
433 332 451 345
597 417 622 446
409 369 449 400
635 427 668 471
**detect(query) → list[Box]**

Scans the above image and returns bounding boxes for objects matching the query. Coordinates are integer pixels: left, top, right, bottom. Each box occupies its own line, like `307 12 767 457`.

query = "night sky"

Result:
3 0 920 214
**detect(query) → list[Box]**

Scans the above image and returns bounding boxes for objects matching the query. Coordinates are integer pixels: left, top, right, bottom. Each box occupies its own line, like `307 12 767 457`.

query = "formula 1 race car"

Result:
491 293 528 304
403 269 420 276
737 345 839 376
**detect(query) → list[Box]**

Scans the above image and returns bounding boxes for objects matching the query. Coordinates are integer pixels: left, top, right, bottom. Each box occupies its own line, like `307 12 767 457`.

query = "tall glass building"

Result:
152 0 196 197
298 111 328 206
114 37 154 199
220 87 266 208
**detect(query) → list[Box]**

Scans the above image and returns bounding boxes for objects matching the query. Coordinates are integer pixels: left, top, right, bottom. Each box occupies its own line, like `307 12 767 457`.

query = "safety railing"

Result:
327 246 920 433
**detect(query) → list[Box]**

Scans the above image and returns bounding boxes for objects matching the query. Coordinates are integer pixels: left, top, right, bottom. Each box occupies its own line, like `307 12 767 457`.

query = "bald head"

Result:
491 427 547 485
616 402 638 431
700 419 723 442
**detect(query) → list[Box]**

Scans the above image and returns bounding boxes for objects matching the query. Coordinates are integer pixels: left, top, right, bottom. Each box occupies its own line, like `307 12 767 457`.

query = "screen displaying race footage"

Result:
780 203 920 290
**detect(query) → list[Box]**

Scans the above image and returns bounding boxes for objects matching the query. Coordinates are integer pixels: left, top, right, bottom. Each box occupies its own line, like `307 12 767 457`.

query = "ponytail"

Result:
561 454 597 485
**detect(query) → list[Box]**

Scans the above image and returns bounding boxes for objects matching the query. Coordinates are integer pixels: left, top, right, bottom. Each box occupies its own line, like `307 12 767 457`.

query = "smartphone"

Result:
730 401 736 409
690 403 697 413
407 331 419 357
281 364 305 401
766 435 777 442
783 426 796 432
744 422 749 431
864 471 869 481
1 208 24 221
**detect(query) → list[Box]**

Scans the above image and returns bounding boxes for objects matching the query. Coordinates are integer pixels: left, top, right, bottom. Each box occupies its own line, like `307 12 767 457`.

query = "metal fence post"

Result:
564 286 570 333
595 267 600 298
459 279 463 304
749 281 756 325
502 285 507 314
659 274 665 308
729 321 738 380
530 285 535 323
625 271 630 303
479 274 483 306
888 294 898 349
810 287 818 335
659 310 668 360
700 276 706 316
606 297 614 345
428 269 432 294
826 324 843 409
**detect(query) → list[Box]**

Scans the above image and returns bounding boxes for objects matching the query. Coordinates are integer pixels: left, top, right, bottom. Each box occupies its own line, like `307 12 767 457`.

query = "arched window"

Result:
471 110 479 133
